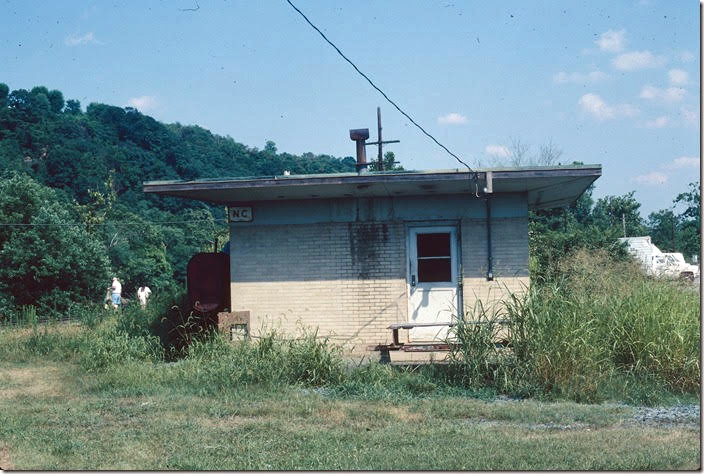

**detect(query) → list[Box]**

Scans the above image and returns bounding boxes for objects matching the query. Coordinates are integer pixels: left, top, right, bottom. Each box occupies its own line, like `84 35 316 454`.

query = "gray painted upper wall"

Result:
229 193 528 226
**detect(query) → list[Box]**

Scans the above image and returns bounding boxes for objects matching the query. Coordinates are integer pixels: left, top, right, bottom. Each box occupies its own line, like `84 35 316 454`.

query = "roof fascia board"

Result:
143 167 601 194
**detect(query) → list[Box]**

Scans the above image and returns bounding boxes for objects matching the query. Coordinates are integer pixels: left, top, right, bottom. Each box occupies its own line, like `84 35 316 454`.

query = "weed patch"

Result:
444 249 700 403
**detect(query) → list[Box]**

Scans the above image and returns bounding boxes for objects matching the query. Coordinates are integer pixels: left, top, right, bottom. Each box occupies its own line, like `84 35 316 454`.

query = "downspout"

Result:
456 224 464 320
485 171 494 281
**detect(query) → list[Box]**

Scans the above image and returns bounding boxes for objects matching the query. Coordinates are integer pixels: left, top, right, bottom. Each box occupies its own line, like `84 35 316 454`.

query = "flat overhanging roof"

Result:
143 165 601 210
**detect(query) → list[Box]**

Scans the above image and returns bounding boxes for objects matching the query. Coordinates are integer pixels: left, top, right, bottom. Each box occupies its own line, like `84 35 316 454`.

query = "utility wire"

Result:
284 0 473 173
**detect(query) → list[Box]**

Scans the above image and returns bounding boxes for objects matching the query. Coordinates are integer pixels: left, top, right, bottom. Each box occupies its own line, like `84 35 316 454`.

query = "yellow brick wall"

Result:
229 222 408 352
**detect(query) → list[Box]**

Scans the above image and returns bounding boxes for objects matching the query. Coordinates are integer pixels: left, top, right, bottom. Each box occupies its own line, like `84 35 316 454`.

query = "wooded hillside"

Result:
0 83 355 314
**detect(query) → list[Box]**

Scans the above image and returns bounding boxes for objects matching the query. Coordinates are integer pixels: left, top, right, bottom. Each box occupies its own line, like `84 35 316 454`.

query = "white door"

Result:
408 226 459 342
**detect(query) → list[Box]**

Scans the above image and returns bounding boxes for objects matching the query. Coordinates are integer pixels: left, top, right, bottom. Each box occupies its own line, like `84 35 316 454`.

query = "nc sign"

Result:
228 207 252 222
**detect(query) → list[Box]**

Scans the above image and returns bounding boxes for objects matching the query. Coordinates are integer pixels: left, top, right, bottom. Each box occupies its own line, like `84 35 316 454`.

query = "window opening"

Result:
416 232 451 282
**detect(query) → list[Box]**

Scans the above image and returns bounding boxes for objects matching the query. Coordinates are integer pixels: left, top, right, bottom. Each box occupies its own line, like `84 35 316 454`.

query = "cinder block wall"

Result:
228 195 529 353
229 221 408 352
460 217 530 319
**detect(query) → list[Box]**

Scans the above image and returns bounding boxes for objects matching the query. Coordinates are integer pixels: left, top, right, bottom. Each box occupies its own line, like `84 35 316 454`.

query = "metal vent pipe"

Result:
349 128 370 173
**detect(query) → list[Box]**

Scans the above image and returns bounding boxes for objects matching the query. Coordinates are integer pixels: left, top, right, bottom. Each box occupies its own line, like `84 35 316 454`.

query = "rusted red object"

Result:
186 252 230 313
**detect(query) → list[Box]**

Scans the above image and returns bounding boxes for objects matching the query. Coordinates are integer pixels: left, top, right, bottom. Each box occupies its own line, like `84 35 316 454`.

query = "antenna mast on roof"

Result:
366 107 399 171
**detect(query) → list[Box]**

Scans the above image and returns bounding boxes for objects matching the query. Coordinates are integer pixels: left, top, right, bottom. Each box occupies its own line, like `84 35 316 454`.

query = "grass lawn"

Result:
0 360 699 470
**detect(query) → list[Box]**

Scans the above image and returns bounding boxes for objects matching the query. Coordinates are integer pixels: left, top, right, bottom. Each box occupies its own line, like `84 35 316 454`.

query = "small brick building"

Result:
144 165 600 354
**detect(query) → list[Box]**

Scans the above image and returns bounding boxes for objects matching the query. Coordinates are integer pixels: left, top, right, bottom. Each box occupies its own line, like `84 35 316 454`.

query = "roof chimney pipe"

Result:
349 128 370 173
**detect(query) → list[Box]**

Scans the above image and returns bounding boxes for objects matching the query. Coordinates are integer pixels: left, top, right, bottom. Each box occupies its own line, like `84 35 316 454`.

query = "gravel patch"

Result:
631 404 700 428
472 419 592 431
297 387 333 398
477 400 700 431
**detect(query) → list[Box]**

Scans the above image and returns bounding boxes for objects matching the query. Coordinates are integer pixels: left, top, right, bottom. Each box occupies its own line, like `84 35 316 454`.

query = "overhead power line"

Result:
284 0 473 172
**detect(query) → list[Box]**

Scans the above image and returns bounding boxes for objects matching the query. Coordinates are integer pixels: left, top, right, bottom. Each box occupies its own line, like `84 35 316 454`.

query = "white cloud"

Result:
680 106 698 126
639 85 658 99
553 70 608 84
485 145 511 158
437 113 467 125
663 87 686 102
663 156 700 170
126 96 157 111
679 50 695 63
65 32 102 46
578 93 638 120
596 29 626 52
639 85 686 103
631 172 668 186
645 116 669 128
668 69 689 86
612 50 666 70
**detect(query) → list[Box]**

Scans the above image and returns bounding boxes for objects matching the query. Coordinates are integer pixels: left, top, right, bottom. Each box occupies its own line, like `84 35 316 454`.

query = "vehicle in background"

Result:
618 236 700 280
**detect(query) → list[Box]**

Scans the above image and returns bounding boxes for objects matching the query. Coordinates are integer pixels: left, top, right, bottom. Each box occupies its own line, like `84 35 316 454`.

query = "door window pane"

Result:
418 258 451 282
417 233 450 258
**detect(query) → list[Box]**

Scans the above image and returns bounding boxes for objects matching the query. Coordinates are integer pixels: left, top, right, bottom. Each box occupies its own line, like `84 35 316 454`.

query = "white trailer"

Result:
618 236 700 280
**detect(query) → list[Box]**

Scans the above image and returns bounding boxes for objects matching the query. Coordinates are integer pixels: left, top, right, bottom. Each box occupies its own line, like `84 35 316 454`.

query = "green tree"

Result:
30 86 49 97
647 208 678 252
103 208 173 294
674 182 700 260
646 182 700 261
154 207 223 283
64 99 82 115
529 184 631 281
368 151 404 172
7 88 50 122
263 140 277 155
47 89 65 114
0 83 8 108
591 191 646 237
75 172 118 233
0 173 111 312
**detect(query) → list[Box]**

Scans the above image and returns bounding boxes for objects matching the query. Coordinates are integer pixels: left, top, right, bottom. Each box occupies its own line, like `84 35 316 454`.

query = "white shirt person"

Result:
137 286 152 308
110 277 122 308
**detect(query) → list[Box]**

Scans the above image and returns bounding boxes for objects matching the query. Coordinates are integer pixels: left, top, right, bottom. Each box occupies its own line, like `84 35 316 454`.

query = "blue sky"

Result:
1 0 699 216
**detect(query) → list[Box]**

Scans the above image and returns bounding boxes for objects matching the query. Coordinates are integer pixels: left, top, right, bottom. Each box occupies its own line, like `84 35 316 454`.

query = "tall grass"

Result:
446 248 700 403
552 249 699 393
181 328 345 390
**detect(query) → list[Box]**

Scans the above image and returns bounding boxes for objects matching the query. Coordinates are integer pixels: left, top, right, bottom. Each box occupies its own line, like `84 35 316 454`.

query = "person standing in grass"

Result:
109 277 122 309
137 285 152 309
